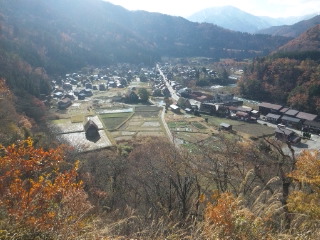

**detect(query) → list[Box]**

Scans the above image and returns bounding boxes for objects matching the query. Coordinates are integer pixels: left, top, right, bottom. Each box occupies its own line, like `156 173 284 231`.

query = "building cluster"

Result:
51 65 156 110
259 102 320 133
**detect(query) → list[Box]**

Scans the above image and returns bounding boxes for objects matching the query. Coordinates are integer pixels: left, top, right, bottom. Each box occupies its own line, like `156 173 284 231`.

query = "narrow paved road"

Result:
157 64 179 101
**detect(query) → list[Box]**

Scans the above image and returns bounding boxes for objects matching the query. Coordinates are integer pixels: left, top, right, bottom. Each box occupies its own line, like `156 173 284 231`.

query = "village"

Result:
48 61 320 154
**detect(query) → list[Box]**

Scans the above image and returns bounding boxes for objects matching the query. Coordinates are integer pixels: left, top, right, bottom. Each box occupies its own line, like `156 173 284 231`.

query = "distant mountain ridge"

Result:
258 15 320 38
0 0 291 76
188 6 317 33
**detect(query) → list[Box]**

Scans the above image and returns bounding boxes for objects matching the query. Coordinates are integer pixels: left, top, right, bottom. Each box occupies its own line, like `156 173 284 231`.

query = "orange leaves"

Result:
0 138 89 231
204 192 238 234
287 150 320 220
288 150 320 185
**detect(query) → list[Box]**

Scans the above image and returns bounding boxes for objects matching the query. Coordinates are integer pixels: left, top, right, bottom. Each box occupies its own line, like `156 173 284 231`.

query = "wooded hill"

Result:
238 25 320 114
0 0 290 78
277 24 320 52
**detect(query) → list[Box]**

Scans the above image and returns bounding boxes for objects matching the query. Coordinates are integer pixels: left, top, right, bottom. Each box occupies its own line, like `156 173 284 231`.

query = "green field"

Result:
168 121 189 129
100 112 133 130
135 106 161 117
191 121 207 130
203 115 274 137
204 115 242 126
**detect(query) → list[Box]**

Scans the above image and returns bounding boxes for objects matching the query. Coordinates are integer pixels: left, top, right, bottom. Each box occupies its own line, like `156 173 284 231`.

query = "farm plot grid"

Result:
108 106 166 142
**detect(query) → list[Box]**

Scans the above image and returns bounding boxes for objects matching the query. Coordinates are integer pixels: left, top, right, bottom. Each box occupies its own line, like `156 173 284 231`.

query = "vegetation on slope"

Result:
1 136 320 239
277 24 320 52
0 0 290 76
238 56 320 114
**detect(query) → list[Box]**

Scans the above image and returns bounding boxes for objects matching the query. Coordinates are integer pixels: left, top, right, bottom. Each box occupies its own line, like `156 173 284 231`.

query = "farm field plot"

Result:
110 106 166 142
204 115 274 138
99 112 133 130
167 119 213 146
168 120 209 133
135 106 162 118
174 132 210 144
233 123 274 138
205 115 243 127
50 119 84 134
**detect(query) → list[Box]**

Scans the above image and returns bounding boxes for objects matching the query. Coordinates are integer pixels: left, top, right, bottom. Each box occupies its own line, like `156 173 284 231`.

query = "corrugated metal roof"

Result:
284 109 299 116
281 115 301 123
296 112 318 121
266 113 281 119
259 102 283 110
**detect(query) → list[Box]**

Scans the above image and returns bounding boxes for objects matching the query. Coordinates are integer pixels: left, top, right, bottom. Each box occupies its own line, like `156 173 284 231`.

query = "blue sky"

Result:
105 0 320 18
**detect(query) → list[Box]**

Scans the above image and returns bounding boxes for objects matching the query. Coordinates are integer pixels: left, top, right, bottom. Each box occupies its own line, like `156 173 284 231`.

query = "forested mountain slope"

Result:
277 24 320 52
0 0 290 76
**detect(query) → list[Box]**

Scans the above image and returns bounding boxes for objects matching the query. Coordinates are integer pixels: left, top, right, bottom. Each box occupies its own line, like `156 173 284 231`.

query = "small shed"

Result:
78 93 86 100
53 92 63 99
251 110 260 118
275 128 301 144
236 111 249 120
85 82 93 89
184 108 193 114
170 104 180 113
58 98 72 110
220 123 232 131
99 83 106 91
84 119 99 140
84 89 93 97
265 113 281 123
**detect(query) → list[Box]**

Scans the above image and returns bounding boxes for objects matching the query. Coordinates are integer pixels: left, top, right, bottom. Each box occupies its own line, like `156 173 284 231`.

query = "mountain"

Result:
238 24 320 114
276 24 320 52
188 6 270 33
260 13 317 27
258 15 320 38
0 0 290 90
188 6 317 34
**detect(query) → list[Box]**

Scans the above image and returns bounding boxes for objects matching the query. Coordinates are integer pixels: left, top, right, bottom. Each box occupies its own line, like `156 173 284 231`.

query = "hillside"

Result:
239 24 320 114
277 24 320 52
258 15 320 37
0 0 290 77
238 57 320 114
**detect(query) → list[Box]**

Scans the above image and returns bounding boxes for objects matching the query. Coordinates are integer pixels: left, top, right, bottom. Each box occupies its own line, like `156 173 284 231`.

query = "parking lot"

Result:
258 119 320 155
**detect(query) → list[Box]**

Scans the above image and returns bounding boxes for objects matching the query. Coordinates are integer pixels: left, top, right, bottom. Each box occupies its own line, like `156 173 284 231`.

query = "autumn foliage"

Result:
204 192 238 234
288 150 320 220
239 57 320 114
0 138 92 237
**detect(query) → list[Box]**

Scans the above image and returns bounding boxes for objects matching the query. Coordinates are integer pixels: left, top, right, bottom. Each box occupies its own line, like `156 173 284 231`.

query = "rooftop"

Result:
284 109 299 116
266 113 281 119
296 112 318 121
259 102 283 111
